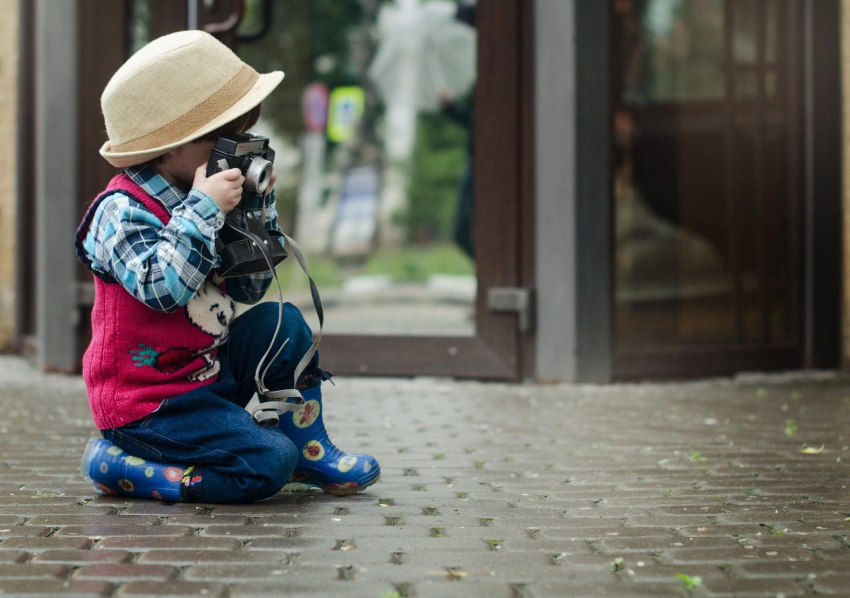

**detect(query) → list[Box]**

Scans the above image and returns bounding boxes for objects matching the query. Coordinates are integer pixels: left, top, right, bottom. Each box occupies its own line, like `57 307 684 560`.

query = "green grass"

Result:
677 574 702 590
274 253 343 291
364 243 474 282
270 242 474 293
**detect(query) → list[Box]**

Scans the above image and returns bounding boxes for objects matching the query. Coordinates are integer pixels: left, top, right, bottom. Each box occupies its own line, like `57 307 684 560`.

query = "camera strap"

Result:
228 223 324 427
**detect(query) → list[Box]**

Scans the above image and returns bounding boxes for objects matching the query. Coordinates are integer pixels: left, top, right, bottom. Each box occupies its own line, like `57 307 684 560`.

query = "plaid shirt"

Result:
80 163 277 311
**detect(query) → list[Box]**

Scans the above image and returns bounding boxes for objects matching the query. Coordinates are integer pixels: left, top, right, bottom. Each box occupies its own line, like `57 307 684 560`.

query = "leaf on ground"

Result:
610 557 625 572
689 450 706 462
800 445 825 454
677 573 703 590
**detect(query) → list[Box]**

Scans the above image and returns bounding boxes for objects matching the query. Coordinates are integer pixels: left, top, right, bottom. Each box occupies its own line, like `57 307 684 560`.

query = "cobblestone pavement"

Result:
0 356 849 597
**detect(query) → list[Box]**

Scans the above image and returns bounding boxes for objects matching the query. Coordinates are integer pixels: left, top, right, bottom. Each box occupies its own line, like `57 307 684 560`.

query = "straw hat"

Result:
99 30 284 167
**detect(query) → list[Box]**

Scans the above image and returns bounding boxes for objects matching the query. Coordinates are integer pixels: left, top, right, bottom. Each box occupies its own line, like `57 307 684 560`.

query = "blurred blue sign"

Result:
302 82 329 132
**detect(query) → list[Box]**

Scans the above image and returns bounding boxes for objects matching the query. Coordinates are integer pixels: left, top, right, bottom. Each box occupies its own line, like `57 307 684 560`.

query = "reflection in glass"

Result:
613 0 796 351
234 0 477 336
128 0 151 56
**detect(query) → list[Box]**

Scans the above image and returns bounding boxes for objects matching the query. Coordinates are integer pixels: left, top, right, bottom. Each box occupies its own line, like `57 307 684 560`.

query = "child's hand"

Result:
193 164 245 214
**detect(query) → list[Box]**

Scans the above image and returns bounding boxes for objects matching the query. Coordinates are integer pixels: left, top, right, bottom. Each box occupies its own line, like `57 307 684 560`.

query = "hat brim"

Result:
99 71 284 168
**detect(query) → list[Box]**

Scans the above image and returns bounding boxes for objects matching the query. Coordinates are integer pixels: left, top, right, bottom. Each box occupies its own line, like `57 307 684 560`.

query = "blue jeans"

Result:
102 302 320 504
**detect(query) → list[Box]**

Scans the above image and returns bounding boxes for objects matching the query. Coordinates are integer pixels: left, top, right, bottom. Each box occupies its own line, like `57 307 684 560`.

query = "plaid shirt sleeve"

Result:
223 190 280 305
81 189 224 313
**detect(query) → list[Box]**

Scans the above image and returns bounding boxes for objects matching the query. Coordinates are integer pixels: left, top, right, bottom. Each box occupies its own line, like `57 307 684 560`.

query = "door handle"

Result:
201 0 243 36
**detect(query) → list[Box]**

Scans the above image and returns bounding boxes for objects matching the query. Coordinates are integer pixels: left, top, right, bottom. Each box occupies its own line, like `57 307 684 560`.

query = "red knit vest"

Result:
75 174 232 430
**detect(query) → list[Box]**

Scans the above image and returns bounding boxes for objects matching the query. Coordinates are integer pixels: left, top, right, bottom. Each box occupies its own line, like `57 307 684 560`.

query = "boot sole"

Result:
80 437 102 482
321 473 381 496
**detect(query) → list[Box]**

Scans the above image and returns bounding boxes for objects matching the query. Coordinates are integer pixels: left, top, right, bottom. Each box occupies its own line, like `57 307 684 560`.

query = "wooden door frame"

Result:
320 0 534 380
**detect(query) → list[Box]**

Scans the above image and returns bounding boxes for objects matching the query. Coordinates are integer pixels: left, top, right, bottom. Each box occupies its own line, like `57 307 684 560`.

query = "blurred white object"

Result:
427 274 477 301
368 0 477 114
342 275 394 295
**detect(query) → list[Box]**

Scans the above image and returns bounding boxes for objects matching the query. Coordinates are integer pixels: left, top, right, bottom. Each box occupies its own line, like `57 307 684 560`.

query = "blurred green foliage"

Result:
395 113 469 243
236 0 471 244
276 242 473 292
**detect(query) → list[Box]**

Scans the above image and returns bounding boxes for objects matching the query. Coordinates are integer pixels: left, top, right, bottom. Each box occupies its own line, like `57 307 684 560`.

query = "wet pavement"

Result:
0 356 848 597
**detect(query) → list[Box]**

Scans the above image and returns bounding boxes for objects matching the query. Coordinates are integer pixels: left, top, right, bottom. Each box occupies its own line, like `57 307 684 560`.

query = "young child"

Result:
74 30 380 503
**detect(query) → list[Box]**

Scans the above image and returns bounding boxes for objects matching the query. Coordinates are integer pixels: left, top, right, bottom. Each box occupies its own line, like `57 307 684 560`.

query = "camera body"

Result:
205 131 277 196
206 132 287 278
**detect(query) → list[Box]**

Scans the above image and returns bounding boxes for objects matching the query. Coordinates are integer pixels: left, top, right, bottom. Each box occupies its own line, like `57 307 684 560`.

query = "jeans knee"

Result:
281 302 313 354
250 433 298 500
248 302 313 356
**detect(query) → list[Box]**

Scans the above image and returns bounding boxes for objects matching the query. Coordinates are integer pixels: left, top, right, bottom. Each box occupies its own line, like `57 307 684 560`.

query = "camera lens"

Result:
245 157 273 194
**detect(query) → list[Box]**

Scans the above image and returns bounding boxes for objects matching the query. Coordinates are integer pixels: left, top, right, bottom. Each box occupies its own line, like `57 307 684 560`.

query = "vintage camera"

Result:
206 131 277 196
205 132 287 277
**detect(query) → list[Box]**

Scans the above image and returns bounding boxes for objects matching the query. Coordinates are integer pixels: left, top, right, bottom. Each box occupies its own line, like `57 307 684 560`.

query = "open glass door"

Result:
229 0 529 379
611 0 804 378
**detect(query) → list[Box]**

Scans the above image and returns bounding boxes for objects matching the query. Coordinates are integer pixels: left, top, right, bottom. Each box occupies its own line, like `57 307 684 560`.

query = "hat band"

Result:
110 64 260 153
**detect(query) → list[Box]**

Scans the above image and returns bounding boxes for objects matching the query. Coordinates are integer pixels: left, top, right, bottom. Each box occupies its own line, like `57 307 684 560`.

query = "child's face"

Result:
160 139 216 189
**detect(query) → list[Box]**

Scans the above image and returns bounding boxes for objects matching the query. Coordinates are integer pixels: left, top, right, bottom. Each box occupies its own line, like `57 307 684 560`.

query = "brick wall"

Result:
0 0 19 351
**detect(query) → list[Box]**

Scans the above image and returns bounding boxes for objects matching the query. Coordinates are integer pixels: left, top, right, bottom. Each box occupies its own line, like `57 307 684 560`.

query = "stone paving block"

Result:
815 547 850 559
25 515 161 527
229 580 407 597
0 498 79 508
738 559 848 578
116 581 227 597
550 552 662 569
117 504 211 516
305 513 417 526
295 524 436 539
138 549 296 565
0 506 117 517
698 577 810 597
55 525 195 538
0 563 69 579
0 550 29 563
809 575 850 594
543 526 679 541
593 536 739 552
94 536 242 551
33 549 132 565
73 564 178 582
430 526 540 541
160 514 250 526
510 580 690 598
615 562 732 582
199 524 301 538
0 579 113 596
182 563 337 583
665 545 817 564
0 526 51 538
0 537 93 553
0 516 24 526
674 524 759 538
242 537 332 551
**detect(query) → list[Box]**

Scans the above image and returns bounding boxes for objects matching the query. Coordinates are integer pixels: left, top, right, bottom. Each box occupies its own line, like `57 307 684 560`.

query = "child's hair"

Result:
147 104 262 165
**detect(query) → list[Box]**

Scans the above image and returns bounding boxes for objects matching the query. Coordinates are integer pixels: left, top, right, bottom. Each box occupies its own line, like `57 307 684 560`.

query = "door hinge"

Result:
487 287 535 333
